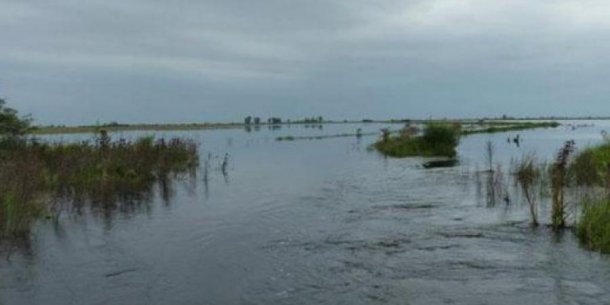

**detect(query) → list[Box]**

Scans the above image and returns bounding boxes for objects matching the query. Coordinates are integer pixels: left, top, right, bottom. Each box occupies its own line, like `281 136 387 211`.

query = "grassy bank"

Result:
374 123 461 158
0 132 199 239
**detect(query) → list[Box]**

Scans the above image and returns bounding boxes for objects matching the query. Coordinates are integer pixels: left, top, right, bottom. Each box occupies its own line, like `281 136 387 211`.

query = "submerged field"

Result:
1 121 610 305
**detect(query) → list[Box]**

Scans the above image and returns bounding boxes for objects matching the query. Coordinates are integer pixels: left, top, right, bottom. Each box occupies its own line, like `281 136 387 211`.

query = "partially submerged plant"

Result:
485 140 494 173
577 199 610 254
550 140 575 230
0 133 199 239
514 154 541 226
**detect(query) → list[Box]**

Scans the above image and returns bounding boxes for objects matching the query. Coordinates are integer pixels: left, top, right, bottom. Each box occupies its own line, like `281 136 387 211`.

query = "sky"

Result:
2 0 610 125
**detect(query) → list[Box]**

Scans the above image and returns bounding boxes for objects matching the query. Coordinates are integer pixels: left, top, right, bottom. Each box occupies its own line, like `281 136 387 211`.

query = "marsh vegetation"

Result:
374 121 559 158
0 100 199 240
0 133 199 239
374 123 462 158
507 138 610 253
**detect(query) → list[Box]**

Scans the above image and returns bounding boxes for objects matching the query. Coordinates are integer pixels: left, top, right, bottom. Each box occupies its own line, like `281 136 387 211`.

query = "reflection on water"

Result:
1 122 610 305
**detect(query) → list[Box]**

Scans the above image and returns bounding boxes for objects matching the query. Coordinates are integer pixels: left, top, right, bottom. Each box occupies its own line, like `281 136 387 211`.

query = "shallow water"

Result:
1 121 610 305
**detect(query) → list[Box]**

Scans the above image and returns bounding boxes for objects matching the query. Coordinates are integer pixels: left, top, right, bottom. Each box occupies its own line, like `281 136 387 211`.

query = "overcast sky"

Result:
2 0 610 124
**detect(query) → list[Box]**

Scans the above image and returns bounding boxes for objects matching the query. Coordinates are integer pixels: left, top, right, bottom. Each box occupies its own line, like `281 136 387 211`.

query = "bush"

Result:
0 99 31 137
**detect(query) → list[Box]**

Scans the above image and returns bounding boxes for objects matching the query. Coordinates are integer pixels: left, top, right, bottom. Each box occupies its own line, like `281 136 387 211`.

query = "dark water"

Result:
1 122 610 305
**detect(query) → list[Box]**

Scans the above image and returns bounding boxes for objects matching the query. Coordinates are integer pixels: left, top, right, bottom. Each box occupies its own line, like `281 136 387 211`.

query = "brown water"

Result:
1 122 609 305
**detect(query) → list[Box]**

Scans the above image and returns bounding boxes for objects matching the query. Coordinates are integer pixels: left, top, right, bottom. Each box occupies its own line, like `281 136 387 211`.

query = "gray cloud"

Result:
2 0 610 124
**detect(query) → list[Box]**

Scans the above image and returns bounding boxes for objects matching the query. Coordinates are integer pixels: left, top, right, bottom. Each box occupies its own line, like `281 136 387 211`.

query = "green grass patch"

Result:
570 142 610 187
374 123 461 158
577 200 610 254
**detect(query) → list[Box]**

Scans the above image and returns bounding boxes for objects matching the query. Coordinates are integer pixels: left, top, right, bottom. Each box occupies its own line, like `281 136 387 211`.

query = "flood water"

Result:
1 122 610 305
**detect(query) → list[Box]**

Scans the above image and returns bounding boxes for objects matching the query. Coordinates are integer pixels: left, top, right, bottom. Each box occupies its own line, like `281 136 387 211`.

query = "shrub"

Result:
0 99 31 137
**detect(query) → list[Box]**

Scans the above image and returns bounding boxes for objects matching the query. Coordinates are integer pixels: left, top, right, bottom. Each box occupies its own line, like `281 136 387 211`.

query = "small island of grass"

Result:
374 123 461 158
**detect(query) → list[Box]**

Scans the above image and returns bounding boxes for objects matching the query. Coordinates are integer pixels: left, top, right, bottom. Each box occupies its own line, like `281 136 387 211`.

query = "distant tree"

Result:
0 98 31 137
244 116 252 125
268 117 282 125
254 117 261 125
318 116 323 123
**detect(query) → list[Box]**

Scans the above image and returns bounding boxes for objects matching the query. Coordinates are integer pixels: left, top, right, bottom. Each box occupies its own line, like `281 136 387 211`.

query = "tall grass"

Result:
0 133 199 239
577 200 610 253
514 154 541 226
570 143 610 188
551 140 575 230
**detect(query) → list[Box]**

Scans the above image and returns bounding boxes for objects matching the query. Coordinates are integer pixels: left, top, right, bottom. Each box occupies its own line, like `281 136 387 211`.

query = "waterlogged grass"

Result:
276 131 382 141
0 134 199 238
374 123 461 158
514 154 542 226
462 121 560 135
578 200 610 254
570 142 610 187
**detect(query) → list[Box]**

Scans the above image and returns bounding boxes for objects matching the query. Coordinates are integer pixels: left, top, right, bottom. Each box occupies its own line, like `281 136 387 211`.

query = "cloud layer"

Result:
2 0 610 124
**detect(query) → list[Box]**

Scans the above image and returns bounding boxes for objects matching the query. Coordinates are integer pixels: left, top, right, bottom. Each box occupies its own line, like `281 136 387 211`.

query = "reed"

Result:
514 154 541 226
550 140 575 230
0 133 199 238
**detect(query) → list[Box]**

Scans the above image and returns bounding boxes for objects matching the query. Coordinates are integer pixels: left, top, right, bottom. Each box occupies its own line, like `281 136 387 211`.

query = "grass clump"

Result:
374 123 461 158
514 154 542 226
570 143 610 187
550 140 575 230
577 200 610 253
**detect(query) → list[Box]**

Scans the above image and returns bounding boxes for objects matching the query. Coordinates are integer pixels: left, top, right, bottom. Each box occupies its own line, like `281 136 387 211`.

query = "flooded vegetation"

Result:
374 123 461 157
6 0 610 303
578 200 610 253
1 108 610 304
0 133 198 240
0 103 199 241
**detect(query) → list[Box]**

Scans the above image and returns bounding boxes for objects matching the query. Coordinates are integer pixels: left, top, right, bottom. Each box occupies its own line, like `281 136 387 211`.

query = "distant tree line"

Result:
244 116 324 125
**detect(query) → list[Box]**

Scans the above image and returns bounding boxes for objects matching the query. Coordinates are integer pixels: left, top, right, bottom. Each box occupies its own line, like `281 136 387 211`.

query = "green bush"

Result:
0 99 31 137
